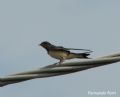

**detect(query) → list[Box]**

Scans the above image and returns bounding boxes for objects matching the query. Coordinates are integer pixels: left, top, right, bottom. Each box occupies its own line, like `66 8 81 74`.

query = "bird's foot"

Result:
53 62 59 65
53 62 62 66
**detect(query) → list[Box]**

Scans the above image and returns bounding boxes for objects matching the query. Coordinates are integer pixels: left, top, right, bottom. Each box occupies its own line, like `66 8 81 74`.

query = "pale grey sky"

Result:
0 0 120 97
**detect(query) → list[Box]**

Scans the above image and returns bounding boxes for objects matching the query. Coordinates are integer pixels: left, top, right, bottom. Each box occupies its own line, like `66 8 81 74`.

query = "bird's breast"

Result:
48 50 68 60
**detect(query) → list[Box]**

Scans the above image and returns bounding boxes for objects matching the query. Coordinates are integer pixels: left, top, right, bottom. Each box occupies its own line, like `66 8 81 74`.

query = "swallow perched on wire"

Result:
40 41 93 65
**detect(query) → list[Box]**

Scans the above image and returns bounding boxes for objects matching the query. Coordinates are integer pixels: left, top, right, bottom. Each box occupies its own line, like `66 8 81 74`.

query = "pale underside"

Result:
48 50 78 60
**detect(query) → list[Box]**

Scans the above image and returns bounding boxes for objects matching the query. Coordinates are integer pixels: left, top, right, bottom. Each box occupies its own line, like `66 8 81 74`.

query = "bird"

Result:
40 41 93 65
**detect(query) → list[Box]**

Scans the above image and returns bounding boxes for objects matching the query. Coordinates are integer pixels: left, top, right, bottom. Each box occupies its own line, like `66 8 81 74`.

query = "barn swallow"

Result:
40 41 92 65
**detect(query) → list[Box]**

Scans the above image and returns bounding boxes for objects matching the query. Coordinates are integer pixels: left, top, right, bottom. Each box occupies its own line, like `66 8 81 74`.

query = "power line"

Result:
0 52 120 87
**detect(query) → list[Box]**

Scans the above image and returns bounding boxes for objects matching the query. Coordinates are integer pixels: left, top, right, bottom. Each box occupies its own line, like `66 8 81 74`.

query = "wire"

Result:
0 52 120 87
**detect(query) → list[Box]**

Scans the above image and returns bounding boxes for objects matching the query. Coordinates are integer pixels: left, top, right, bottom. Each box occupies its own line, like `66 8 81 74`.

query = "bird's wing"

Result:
56 46 93 53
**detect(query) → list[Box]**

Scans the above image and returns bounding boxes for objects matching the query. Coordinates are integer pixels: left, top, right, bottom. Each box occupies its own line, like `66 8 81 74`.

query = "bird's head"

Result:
40 41 52 49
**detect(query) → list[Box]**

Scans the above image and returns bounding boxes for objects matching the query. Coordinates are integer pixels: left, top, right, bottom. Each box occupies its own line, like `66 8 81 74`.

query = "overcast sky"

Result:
0 0 120 97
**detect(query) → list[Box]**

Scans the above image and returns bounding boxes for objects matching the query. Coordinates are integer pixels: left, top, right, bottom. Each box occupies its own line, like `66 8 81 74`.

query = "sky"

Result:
0 0 120 97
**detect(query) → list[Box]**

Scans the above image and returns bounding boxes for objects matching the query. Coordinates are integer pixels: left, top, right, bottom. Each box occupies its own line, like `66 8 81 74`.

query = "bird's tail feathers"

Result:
67 53 91 59
76 53 90 58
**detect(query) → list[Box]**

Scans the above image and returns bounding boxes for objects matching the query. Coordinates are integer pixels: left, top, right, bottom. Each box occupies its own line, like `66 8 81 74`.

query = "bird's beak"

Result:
38 43 41 46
